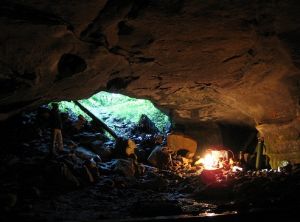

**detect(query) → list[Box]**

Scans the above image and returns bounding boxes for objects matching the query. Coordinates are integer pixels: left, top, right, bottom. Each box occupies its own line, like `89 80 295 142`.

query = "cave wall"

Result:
0 0 299 168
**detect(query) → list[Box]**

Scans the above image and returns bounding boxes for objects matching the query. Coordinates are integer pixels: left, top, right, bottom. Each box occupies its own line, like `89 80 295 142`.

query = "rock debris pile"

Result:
0 108 299 221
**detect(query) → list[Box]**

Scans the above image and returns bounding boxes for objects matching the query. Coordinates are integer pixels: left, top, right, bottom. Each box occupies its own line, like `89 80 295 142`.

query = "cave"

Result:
0 0 300 221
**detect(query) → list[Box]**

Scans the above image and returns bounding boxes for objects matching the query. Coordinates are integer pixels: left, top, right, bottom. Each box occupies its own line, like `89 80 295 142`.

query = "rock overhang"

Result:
0 0 299 167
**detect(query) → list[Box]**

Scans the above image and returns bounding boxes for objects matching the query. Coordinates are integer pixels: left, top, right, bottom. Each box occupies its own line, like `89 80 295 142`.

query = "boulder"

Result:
147 146 172 169
167 133 197 157
126 139 136 156
131 114 159 135
88 140 103 153
44 161 80 189
75 146 102 161
73 132 106 145
114 138 136 158
112 159 135 177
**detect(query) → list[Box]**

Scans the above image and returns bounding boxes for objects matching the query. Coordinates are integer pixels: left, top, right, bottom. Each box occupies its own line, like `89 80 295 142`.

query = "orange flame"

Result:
195 149 237 170
195 152 219 170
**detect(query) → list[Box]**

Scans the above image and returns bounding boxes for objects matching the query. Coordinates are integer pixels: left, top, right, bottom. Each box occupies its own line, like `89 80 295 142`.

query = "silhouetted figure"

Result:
50 103 63 155
36 105 50 137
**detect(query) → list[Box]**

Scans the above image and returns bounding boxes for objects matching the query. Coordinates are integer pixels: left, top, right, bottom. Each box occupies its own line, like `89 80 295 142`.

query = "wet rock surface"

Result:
0 109 300 222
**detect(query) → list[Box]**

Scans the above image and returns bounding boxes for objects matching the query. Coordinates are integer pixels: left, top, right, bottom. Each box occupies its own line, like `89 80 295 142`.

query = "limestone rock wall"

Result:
0 0 299 167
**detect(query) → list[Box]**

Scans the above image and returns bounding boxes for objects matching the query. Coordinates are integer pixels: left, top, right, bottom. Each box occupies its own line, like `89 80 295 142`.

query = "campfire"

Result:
192 147 244 184
195 147 242 172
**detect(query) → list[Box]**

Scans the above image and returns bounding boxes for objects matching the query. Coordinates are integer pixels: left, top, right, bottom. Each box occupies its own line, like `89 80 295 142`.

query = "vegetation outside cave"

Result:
50 91 170 135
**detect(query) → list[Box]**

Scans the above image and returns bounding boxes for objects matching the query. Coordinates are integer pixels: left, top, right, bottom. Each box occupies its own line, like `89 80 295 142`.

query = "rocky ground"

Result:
0 108 300 222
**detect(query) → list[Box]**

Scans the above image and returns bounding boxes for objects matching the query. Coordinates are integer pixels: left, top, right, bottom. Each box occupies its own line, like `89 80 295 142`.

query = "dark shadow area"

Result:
218 122 258 154
56 54 87 81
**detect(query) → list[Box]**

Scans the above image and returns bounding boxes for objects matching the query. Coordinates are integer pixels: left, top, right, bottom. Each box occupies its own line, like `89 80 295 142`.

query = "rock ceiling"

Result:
0 0 299 165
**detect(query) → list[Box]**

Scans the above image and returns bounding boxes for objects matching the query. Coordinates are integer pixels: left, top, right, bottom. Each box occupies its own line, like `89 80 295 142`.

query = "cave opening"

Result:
53 91 171 138
52 92 260 166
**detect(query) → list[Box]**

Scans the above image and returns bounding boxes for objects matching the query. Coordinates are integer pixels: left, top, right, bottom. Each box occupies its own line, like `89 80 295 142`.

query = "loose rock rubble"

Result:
0 108 300 221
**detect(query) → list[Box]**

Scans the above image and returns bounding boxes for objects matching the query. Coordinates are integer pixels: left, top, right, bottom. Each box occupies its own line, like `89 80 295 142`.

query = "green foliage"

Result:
52 92 170 133
50 101 92 121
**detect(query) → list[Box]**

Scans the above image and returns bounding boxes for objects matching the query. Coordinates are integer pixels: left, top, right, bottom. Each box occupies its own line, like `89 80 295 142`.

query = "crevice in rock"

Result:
0 1 71 27
193 82 213 91
129 57 155 64
110 46 155 65
118 21 134 35
56 54 87 81
127 0 149 19
109 46 131 59
80 0 134 46
170 87 183 94
247 48 256 57
222 54 244 63
106 76 140 91
80 29 109 46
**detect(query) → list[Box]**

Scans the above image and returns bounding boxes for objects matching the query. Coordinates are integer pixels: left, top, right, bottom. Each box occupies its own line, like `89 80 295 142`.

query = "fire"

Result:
195 153 217 170
195 148 242 172
202 153 214 169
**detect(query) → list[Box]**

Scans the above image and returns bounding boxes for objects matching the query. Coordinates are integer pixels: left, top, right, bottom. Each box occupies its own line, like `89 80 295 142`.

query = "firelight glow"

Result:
195 149 238 171
195 152 218 170
202 153 215 169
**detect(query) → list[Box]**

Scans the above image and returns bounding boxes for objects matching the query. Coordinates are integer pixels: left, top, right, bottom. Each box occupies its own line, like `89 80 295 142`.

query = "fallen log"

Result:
73 101 136 158
73 100 118 139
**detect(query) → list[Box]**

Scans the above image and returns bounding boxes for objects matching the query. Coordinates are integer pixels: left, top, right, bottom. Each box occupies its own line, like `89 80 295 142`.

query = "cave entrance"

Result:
54 91 171 138
52 93 261 170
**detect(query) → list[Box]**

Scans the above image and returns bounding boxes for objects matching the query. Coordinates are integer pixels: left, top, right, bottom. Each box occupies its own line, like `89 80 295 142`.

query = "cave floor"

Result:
0 112 300 222
1 139 300 222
